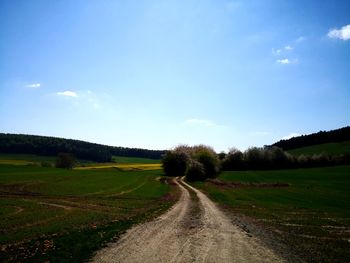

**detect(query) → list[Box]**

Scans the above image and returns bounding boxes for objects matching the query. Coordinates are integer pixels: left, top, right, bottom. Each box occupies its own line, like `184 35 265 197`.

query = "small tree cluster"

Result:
161 145 220 181
161 150 188 177
222 146 350 171
55 152 76 169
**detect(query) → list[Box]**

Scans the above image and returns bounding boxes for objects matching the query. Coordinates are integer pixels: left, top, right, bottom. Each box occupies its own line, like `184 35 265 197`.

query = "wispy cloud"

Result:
185 118 215 127
276 58 298 65
272 48 282 55
25 83 41 88
55 90 102 109
295 36 304 43
56 91 78 98
328 24 350 41
282 133 301 140
276 58 290 64
272 45 293 55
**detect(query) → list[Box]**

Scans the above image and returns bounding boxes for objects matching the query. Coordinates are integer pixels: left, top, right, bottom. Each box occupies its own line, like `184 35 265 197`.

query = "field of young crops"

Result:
0 157 173 262
192 166 350 262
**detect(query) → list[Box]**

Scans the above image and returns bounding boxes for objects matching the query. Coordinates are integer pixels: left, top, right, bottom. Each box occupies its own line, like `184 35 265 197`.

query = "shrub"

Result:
55 153 76 169
161 145 221 181
161 150 189 177
41 161 52 167
191 145 220 178
218 152 226 160
268 146 293 169
222 148 244 170
245 147 266 169
186 160 205 181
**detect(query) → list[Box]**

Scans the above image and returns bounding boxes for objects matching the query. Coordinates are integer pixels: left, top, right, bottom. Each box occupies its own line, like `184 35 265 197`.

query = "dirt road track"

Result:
92 178 285 263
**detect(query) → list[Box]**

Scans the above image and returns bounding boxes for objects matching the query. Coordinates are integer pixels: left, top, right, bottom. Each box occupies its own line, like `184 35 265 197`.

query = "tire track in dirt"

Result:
92 178 285 263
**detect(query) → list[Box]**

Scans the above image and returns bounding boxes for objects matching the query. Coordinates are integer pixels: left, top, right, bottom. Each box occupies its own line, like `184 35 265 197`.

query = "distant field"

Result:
0 164 174 262
0 153 93 166
288 140 350 156
192 166 350 262
0 153 161 167
77 163 162 171
0 154 57 165
80 155 162 170
112 156 161 164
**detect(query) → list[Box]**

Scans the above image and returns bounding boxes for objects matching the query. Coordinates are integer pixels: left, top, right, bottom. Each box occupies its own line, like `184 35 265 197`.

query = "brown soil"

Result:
207 178 289 189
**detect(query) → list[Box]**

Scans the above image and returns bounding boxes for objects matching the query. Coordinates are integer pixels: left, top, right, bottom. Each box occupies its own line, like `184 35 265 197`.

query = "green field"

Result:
112 156 161 164
192 166 350 262
288 140 350 156
0 154 58 166
0 153 161 167
79 155 162 170
0 163 174 262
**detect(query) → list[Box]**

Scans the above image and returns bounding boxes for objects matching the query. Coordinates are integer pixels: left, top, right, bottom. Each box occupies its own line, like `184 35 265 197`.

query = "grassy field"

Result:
0 153 162 168
78 155 162 170
192 166 350 262
76 163 162 171
112 156 161 164
0 154 57 166
288 140 350 156
0 163 174 262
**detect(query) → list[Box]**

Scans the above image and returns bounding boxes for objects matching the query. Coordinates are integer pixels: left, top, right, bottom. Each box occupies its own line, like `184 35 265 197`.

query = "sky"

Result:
0 0 350 152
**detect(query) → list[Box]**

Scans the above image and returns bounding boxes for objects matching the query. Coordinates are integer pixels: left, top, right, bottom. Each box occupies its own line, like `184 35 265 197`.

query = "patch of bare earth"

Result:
92 178 287 263
207 178 289 189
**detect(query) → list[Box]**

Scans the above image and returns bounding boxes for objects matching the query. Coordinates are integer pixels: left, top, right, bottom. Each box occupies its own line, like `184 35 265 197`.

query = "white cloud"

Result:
328 24 350 40
56 91 78 98
295 36 304 43
55 90 102 109
26 83 41 88
272 48 282 55
276 58 299 64
276 58 290 64
281 133 302 140
185 118 215 127
272 45 293 55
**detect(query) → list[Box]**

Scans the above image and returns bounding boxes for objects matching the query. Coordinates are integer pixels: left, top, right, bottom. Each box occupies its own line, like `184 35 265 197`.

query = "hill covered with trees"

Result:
0 133 165 162
272 126 350 151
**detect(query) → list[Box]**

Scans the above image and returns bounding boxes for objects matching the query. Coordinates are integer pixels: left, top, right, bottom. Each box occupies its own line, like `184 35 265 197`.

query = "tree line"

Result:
162 126 350 181
221 146 350 171
272 126 350 151
162 145 350 181
0 133 165 162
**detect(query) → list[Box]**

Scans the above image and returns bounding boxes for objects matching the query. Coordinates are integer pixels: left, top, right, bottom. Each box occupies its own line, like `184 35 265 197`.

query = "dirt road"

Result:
92 178 285 263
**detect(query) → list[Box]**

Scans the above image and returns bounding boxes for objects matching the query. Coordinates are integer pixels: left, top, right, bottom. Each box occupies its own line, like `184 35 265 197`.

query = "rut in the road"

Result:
92 178 285 263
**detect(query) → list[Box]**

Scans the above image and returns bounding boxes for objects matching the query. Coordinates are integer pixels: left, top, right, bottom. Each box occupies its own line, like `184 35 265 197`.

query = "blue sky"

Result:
1 0 349 152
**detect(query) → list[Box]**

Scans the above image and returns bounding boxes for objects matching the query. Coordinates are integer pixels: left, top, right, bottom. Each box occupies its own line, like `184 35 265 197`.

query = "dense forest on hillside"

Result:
272 126 350 150
0 134 165 162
